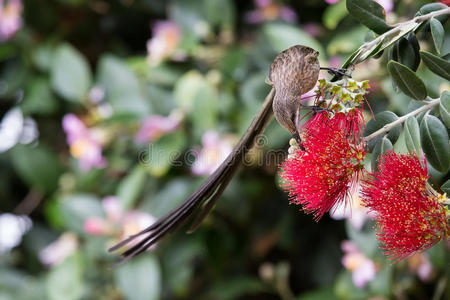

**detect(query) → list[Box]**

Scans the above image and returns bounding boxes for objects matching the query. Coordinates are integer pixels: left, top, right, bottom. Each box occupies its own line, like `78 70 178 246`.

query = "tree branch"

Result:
363 98 440 143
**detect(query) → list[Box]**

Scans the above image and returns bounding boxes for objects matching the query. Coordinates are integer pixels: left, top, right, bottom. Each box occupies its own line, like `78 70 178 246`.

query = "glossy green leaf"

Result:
57 194 104 234
430 18 444 54
441 179 450 194
364 111 401 151
21 78 59 115
142 131 187 177
323 0 347 30
404 116 421 156
50 44 92 102
346 0 391 34
387 61 427 100
420 50 450 81
11 144 63 192
115 254 161 300
388 34 420 71
263 23 324 55
371 136 393 172
46 253 84 300
440 90 450 128
97 55 150 116
117 165 147 209
420 114 450 172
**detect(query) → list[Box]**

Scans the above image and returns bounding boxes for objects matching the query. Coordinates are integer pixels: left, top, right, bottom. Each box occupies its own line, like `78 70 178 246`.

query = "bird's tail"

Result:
109 88 275 263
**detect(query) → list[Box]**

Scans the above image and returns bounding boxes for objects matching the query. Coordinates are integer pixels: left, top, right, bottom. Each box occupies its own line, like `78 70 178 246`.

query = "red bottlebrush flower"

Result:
281 119 365 220
305 110 364 142
362 151 449 262
440 1 450 6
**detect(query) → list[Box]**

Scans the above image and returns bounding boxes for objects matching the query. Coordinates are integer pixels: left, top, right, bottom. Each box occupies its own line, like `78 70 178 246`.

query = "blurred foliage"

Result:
0 0 449 300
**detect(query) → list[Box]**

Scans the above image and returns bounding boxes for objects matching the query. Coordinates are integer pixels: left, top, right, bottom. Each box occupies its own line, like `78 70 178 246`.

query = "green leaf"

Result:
50 43 92 102
97 55 150 116
174 71 218 138
371 136 393 172
204 0 235 27
57 194 104 234
363 111 401 151
117 165 147 209
404 116 422 156
440 90 450 128
388 34 420 71
420 50 450 81
11 144 63 192
21 78 59 115
387 61 427 100
430 18 444 54
441 180 450 194
323 0 348 30
46 253 84 300
420 114 450 172
346 0 391 34
141 131 187 177
115 254 161 300
263 23 324 55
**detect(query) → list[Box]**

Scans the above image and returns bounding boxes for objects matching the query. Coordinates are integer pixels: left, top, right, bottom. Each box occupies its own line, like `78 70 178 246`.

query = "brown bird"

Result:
109 45 323 262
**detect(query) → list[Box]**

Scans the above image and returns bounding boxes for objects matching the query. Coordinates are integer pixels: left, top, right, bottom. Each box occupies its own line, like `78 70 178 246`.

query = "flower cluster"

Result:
84 196 157 250
313 77 370 140
0 0 22 42
281 114 365 220
281 78 367 220
62 114 107 172
245 0 297 24
362 151 449 261
147 20 182 65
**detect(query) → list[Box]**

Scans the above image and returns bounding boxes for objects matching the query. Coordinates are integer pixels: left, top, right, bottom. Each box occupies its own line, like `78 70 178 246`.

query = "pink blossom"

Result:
325 0 340 4
374 0 394 13
330 187 374 231
135 112 181 143
62 114 107 171
303 23 323 38
0 0 22 42
341 240 377 288
245 0 297 24
39 232 78 266
147 20 181 65
84 196 157 251
191 130 234 176
408 253 433 282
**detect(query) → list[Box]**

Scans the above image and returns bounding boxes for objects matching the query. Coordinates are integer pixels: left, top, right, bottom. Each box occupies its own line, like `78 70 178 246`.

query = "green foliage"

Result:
1 1 449 300
50 44 92 102
404 116 422 156
346 0 391 34
115 254 161 300
371 136 393 172
440 90 450 128
46 253 84 300
11 144 63 192
420 114 450 172
420 50 450 80
387 61 427 100
364 111 401 151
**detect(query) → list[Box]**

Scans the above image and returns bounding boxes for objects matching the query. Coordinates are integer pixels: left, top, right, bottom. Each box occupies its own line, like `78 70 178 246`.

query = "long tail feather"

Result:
109 88 276 262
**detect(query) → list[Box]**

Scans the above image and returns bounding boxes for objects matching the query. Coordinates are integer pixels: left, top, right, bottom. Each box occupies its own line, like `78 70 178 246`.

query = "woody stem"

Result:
363 98 440 143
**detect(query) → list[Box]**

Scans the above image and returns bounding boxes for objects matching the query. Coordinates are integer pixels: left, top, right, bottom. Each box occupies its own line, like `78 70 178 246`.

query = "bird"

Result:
109 45 323 262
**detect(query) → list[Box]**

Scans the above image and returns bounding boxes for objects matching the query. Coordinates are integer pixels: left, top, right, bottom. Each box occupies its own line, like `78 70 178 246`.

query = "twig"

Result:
363 99 440 143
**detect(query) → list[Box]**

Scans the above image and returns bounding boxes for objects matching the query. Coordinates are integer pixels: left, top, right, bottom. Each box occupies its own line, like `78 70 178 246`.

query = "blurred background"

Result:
0 0 449 299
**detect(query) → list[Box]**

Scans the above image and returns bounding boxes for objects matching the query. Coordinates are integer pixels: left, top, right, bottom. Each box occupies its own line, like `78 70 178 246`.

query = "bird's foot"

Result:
320 67 351 78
